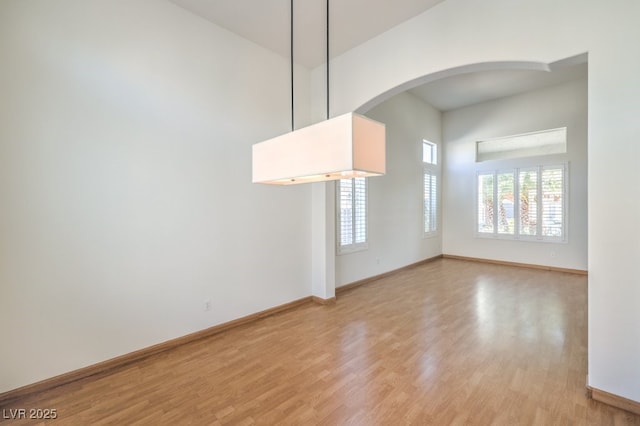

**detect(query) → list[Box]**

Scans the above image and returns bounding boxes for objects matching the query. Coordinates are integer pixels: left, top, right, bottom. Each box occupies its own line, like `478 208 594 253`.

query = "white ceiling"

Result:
169 0 588 112
169 0 446 69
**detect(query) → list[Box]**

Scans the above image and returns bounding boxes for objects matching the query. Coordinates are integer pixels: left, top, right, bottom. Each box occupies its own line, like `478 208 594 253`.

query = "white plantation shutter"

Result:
497 172 515 235
337 178 367 252
422 140 438 237
424 170 437 235
518 169 539 237
541 166 565 239
353 178 367 244
477 172 495 234
339 179 354 246
477 164 566 242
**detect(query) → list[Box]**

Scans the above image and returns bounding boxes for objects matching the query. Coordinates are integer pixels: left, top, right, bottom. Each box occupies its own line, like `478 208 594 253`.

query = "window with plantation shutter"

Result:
541 167 564 238
519 169 538 236
424 171 437 235
497 172 515 235
477 164 566 242
337 178 368 253
423 140 438 237
477 173 495 234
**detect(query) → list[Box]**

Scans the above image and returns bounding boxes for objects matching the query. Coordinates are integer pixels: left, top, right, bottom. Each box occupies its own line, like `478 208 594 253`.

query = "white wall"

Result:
3 0 639 405
0 0 312 393
336 92 442 286
314 0 640 403
442 78 588 270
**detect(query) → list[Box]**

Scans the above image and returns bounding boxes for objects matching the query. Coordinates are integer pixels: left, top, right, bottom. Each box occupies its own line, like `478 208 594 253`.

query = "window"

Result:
423 140 437 165
476 128 567 162
337 177 367 253
424 172 437 235
423 140 438 236
477 164 566 242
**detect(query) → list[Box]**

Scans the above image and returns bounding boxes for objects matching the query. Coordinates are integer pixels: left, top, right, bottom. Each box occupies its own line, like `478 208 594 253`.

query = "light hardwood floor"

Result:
2 258 639 425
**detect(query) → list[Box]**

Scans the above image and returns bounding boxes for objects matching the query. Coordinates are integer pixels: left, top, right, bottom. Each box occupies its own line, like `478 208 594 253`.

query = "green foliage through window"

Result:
477 165 565 242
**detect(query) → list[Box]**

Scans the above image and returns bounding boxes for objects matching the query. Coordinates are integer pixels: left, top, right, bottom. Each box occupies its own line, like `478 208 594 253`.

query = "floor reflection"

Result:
473 274 567 351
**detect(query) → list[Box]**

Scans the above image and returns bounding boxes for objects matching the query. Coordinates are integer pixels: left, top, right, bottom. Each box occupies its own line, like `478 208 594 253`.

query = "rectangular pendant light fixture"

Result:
252 112 386 185
251 0 386 185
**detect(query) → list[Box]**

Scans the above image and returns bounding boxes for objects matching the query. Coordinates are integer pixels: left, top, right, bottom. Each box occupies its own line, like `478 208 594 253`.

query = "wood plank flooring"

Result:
2 258 639 425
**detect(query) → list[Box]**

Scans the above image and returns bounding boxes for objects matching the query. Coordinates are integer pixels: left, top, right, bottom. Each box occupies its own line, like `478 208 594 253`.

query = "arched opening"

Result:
335 54 588 288
355 55 587 114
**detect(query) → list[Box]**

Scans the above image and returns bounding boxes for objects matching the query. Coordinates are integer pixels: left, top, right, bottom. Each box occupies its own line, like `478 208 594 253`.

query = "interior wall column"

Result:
311 181 336 301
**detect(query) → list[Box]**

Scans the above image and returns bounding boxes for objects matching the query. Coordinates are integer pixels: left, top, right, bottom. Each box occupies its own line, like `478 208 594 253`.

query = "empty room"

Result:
1 0 639 424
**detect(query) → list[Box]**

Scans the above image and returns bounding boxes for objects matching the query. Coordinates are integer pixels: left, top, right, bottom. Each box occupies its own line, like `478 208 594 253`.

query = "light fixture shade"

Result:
252 112 386 185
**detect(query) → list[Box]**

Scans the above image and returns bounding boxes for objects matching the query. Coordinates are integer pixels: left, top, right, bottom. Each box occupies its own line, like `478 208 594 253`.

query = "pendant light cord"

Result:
291 0 329 127
326 0 329 120
291 0 294 131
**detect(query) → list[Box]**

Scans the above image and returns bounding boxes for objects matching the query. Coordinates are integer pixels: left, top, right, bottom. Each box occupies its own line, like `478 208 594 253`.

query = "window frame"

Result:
475 163 568 243
336 177 369 254
476 127 567 162
423 139 437 165
423 140 439 238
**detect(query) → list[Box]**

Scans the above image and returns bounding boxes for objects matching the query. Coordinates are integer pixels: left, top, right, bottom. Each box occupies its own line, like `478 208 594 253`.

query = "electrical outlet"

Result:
550 251 556 258
376 258 380 265
204 299 211 311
